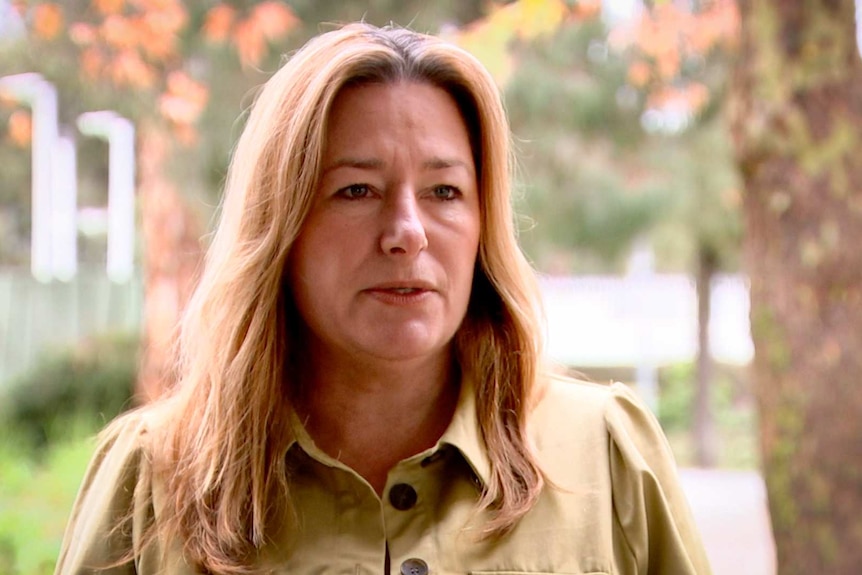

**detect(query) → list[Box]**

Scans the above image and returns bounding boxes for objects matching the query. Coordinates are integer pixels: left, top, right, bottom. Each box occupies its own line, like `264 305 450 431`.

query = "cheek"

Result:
451 229 480 296
287 231 330 310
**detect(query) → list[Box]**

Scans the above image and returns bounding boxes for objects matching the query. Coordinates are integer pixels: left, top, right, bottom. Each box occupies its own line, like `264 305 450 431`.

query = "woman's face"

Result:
288 81 480 366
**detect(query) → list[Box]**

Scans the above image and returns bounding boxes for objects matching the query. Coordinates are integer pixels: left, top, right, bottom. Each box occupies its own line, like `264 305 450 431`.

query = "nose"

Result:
379 190 428 256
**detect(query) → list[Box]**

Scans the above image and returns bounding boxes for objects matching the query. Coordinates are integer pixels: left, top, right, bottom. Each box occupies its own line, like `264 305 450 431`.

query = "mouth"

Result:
386 287 424 294
363 281 436 303
368 280 436 293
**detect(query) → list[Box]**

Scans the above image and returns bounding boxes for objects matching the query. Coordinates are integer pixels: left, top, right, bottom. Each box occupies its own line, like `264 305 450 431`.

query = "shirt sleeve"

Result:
605 382 713 575
54 413 156 575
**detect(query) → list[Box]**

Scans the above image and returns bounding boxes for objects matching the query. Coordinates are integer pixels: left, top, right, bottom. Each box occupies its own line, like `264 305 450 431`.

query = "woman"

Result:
55 23 711 575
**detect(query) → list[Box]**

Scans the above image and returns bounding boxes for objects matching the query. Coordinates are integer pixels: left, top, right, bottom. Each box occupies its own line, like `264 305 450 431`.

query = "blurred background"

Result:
1 1 860 574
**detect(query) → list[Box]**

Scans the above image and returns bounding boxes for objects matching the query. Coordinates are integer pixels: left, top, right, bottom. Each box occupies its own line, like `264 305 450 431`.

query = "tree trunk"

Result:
694 245 717 467
137 123 203 402
730 1 862 571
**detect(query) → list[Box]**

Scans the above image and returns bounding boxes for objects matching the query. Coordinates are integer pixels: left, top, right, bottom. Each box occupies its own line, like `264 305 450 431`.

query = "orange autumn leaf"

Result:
32 3 64 40
110 49 157 88
647 83 709 114
656 48 681 80
101 14 138 50
571 0 601 20
0 90 18 108
80 47 105 79
92 0 124 16
638 7 689 76
683 82 709 111
203 4 236 43
139 1 186 37
131 0 180 12
628 60 651 87
232 18 266 67
69 22 97 46
159 71 208 126
687 1 740 53
250 1 298 41
612 1 738 61
7 109 32 147
137 14 179 60
172 123 197 146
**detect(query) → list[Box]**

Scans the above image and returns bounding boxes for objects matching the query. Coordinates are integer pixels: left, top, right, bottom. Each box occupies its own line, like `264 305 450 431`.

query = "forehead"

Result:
321 82 475 164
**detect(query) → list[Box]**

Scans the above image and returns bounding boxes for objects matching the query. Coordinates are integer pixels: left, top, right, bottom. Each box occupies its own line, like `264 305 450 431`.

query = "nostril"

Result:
380 217 428 256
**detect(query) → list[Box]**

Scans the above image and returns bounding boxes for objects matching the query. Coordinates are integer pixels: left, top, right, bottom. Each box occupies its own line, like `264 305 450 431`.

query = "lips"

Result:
366 280 436 292
387 287 423 294
362 280 436 303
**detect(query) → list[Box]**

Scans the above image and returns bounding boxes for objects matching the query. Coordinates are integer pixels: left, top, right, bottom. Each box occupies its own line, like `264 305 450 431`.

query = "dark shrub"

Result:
0 332 139 451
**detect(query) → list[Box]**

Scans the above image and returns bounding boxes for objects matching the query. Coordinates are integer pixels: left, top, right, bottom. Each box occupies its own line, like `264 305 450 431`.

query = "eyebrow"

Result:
321 156 474 176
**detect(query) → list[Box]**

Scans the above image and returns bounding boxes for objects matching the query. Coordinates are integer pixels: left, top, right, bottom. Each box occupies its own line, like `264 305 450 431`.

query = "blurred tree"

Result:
644 115 741 466
465 1 742 466
609 0 741 466
730 0 862 571
503 13 670 274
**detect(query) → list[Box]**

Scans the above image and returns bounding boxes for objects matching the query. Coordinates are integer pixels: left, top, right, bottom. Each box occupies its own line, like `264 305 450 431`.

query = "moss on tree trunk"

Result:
730 0 862 571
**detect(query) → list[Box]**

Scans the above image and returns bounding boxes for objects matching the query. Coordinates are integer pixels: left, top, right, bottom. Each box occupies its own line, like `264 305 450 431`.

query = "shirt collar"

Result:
437 373 491 487
284 373 492 488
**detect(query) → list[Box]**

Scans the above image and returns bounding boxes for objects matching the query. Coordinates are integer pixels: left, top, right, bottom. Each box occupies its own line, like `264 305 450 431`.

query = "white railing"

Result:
0 267 143 385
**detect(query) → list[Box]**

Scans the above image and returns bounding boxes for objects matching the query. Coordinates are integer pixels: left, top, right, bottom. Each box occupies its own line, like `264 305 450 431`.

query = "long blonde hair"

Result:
142 22 545 574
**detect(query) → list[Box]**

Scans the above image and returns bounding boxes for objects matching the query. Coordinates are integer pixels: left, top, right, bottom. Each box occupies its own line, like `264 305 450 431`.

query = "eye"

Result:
336 184 372 200
431 185 460 200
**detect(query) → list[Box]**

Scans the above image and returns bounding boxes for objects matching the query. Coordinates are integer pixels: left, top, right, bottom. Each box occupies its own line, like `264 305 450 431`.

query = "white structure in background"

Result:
0 73 62 282
541 241 753 411
77 111 136 283
0 0 25 38
541 274 753 366
540 272 753 408
52 130 78 281
857 0 862 57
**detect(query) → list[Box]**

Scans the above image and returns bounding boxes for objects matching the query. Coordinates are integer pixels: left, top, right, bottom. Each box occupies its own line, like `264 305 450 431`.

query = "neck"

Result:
297 344 460 495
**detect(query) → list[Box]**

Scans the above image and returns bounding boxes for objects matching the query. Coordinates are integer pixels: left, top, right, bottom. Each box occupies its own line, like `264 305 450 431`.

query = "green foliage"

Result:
646 118 742 272
0 419 98 575
0 332 139 451
505 19 668 272
658 361 759 468
657 362 697 432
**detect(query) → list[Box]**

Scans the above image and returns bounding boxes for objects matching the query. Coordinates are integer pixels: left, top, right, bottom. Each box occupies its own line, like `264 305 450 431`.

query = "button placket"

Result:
385 463 438 575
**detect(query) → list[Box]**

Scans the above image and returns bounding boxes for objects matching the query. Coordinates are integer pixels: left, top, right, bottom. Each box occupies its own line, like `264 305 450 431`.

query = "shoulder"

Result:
528 373 670 480
97 409 151 459
528 374 711 573
76 410 153 500
54 409 160 574
530 372 643 431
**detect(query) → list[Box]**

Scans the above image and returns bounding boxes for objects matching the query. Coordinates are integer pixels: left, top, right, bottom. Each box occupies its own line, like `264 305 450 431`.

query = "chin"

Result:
357 330 454 363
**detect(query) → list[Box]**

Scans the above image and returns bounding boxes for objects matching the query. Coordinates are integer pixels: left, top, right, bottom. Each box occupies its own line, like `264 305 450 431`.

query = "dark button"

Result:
400 557 428 575
388 483 418 511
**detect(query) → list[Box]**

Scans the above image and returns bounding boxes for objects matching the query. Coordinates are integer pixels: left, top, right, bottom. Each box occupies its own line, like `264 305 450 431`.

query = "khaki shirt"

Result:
55 377 712 574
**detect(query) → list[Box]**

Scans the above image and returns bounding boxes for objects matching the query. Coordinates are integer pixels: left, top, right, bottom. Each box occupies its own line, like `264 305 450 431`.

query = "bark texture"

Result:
730 1 862 571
